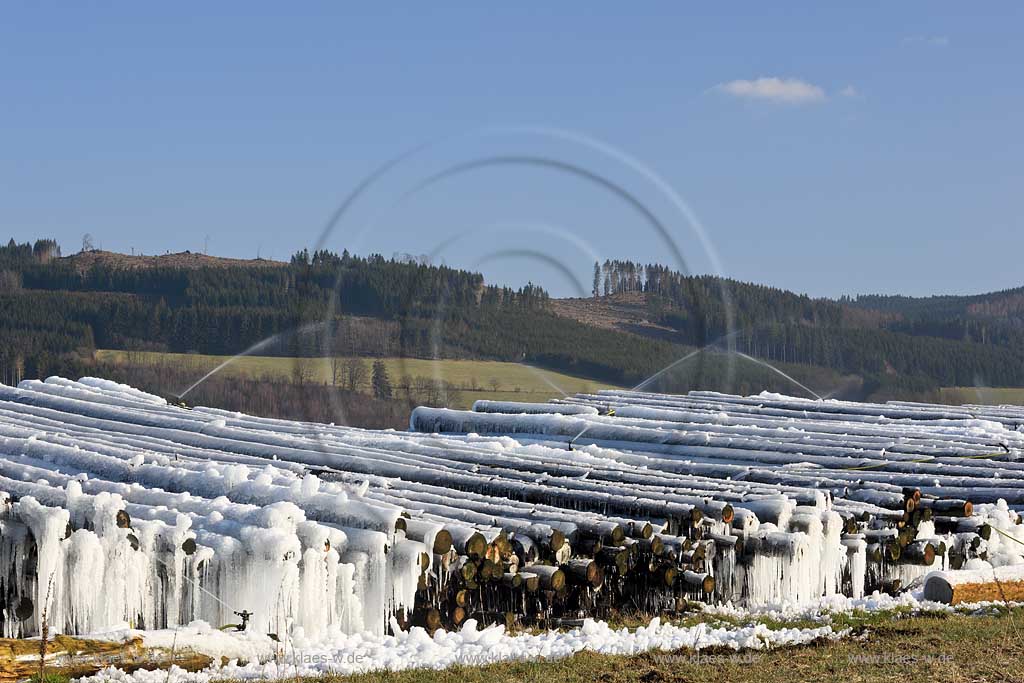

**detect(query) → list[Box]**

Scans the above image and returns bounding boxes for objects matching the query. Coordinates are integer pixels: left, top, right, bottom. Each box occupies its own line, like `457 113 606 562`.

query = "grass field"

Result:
940 387 1024 406
95 350 622 409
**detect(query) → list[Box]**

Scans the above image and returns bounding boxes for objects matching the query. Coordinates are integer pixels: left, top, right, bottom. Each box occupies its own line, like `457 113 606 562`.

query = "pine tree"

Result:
371 359 393 400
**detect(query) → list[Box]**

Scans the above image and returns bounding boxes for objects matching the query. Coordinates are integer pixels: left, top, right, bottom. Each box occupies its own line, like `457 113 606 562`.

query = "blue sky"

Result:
2 3 1021 298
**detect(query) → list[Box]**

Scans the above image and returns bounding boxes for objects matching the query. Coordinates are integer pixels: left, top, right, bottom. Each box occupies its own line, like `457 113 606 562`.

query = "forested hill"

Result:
0 239 665 390
558 260 1024 395
846 288 1024 348
850 287 1024 318
1 239 1023 404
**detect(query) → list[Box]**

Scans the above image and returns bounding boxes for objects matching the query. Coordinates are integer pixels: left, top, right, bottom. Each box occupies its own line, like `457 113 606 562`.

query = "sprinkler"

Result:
219 610 253 632
161 391 192 410
234 610 253 630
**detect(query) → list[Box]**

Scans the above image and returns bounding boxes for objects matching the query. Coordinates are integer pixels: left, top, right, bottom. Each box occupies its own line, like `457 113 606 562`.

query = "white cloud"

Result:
839 85 858 98
714 77 826 104
903 35 949 47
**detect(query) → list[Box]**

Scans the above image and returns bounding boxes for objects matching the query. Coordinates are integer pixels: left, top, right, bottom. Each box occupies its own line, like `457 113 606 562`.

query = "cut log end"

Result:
464 532 487 559
924 577 1024 605
502 572 523 588
521 573 540 592
549 529 566 553
432 529 454 555
660 566 677 587
719 505 733 524
116 510 132 529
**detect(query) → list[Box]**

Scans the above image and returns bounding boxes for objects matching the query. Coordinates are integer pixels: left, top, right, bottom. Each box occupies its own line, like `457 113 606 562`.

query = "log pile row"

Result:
410 391 1024 605
0 378 1022 643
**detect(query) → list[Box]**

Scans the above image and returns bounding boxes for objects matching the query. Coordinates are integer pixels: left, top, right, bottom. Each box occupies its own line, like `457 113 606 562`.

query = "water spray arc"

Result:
177 321 330 400
732 351 824 401
567 334 825 449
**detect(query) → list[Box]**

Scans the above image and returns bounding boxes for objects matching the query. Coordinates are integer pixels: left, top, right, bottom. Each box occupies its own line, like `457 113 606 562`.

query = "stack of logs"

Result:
3 380 1021 640
855 488 983 595
391 501 729 630
401 509 721 631
396 486 1004 632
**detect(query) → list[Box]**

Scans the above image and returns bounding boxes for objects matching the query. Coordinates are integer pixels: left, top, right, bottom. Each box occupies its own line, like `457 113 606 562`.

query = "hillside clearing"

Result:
550 293 681 342
62 249 286 272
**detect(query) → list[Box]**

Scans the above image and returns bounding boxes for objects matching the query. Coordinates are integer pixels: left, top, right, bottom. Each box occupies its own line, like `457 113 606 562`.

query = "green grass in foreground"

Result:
214 608 1024 683
27 675 71 683
95 350 622 409
940 386 1024 406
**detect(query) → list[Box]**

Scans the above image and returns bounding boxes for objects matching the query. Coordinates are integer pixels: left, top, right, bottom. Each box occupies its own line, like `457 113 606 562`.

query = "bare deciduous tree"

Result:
343 358 369 392
292 357 316 385
330 355 345 386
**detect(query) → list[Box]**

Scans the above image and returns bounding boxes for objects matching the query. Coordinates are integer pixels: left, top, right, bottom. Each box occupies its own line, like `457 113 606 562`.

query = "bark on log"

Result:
0 636 212 682
530 565 566 591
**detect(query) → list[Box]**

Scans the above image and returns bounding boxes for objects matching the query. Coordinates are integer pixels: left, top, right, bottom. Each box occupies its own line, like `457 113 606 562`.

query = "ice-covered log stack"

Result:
1 379 1022 641
0 379 422 639
411 391 1024 603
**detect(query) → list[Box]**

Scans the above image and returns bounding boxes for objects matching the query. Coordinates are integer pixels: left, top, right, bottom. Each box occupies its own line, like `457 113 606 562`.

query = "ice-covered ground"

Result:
81 617 840 682
78 590 1018 683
